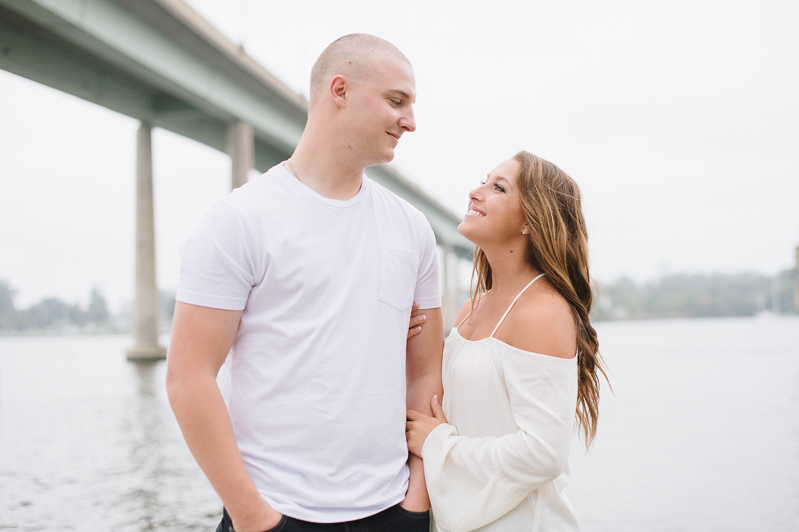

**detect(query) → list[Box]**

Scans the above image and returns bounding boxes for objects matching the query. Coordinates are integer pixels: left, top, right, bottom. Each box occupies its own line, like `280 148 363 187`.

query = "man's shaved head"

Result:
309 34 411 107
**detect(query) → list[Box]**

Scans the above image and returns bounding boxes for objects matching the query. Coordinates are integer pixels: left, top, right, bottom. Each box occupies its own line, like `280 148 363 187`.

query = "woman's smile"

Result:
465 203 486 218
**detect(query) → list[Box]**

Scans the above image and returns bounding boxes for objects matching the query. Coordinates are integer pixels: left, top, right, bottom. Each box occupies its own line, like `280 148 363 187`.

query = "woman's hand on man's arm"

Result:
407 302 427 339
406 394 448 457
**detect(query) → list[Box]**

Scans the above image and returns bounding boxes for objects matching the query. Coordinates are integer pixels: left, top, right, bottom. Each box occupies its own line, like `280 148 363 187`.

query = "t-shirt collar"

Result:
275 162 369 209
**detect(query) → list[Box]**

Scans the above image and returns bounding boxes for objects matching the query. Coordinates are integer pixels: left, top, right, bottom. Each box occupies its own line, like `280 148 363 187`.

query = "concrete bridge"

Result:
0 0 472 358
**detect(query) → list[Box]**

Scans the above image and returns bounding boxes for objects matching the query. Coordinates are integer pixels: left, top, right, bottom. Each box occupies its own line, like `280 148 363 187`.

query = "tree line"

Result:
2 270 797 332
0 281 112 332
592 270 797 321
0 280 177 333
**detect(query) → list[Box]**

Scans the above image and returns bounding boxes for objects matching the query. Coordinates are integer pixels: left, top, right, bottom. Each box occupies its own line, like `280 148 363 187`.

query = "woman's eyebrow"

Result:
493 175 512 187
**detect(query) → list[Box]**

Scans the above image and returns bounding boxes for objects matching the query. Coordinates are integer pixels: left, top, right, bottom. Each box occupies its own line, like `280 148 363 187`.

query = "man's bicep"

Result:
406 307 444 415
406 307 444 376
167 302 243 378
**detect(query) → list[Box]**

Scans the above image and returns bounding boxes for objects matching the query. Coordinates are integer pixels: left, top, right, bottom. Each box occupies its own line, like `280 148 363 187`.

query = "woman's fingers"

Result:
405 419 422 457
431 395 447 423
406 409 423 421
406 407 445 457
407 303 427 340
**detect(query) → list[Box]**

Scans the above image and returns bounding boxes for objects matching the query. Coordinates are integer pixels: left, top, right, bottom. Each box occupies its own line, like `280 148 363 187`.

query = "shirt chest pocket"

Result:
379 247 418 312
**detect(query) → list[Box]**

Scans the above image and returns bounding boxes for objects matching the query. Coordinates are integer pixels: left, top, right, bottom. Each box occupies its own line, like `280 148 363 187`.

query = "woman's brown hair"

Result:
469 151 609 447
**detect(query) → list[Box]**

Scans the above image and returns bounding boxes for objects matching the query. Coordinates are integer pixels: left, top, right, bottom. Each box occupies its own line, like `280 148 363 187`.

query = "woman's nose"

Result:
469 185 484 201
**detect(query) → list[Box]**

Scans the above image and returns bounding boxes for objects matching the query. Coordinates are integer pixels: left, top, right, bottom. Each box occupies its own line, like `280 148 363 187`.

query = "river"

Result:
1 316 797 531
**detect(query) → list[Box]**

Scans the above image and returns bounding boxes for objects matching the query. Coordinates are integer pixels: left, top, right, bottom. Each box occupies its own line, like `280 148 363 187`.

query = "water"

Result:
567 317 799 531
1 317 798 531
0 335 220 531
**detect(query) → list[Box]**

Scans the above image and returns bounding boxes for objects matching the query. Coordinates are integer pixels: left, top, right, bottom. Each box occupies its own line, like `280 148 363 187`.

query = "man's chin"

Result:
380 145 396 161
366 149 395 168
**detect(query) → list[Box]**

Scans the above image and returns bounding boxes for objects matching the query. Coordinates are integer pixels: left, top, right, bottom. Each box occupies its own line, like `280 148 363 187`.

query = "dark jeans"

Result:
217 504 429 532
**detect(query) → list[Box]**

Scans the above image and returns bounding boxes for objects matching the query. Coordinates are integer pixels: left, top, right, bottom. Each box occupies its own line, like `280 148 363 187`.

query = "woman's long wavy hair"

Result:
469 151 609 447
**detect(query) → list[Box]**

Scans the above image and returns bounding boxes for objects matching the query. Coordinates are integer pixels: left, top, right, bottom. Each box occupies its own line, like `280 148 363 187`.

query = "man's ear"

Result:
329 75 349 108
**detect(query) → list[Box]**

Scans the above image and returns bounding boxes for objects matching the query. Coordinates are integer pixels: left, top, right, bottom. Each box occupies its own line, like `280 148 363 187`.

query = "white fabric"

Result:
422 284 579 532
176 163 441 522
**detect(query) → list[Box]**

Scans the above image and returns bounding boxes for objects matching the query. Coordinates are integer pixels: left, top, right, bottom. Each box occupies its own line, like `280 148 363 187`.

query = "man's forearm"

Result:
404 307 445 511
404 454 430 510
407 372 444 414
404 372 443 509
167 372 275 529
167 303 280 532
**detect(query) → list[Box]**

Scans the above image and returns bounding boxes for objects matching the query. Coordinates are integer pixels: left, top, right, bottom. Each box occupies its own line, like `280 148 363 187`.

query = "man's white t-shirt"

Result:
176 163 441 523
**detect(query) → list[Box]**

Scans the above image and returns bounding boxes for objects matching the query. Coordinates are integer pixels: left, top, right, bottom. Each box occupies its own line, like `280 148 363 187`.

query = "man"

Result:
166 34 444 532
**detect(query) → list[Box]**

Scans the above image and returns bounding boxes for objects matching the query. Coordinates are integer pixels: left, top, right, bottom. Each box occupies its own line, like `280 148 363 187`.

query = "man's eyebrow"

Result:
385 89 413 100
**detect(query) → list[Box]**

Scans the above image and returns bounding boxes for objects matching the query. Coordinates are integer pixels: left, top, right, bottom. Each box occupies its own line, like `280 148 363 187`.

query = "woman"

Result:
406 151 607 532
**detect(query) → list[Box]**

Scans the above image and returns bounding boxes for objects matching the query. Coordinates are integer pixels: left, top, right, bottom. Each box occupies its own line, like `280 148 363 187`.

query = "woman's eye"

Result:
495 184 505 192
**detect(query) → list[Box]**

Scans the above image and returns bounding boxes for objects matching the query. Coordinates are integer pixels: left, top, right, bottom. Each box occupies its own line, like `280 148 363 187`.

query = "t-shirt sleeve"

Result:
176 201 257 311
414 217 442 310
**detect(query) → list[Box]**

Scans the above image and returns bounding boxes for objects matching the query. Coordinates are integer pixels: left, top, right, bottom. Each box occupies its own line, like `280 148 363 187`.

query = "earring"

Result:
522 229 528 235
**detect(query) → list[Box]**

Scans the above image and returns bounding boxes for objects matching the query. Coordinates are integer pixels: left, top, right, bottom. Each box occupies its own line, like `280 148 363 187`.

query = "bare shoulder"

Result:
499 283 577 359
452 298 473 330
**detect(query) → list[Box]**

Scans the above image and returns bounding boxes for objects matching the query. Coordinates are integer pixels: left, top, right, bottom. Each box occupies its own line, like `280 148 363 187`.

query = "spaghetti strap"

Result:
455 292 489 331
490 273 546 338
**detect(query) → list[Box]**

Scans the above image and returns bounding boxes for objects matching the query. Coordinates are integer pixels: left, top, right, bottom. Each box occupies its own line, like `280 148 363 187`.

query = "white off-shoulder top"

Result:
421 274 580 532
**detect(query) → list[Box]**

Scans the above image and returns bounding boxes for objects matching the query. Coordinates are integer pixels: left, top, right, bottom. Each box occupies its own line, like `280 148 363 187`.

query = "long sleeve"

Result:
421 347 578 532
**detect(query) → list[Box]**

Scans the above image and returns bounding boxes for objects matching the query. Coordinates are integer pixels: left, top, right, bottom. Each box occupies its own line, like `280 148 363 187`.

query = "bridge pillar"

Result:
441 244 460 331
228 121 254 189
127 123 166 361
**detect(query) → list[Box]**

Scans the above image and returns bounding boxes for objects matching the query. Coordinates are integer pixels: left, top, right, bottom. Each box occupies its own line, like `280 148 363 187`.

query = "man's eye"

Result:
479 180 486 185
390 99 401 106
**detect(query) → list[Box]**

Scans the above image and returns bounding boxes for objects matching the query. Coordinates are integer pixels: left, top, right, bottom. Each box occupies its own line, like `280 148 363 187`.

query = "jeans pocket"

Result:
217 509 287 532
262 515 288 532
396 506 430 518
394 505 430 532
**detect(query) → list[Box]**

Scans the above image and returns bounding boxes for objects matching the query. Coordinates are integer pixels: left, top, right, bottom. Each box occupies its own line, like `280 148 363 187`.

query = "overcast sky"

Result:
1 0 798 310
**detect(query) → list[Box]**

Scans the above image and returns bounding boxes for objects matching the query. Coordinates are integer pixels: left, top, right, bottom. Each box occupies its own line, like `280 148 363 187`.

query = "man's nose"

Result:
400 107 416 133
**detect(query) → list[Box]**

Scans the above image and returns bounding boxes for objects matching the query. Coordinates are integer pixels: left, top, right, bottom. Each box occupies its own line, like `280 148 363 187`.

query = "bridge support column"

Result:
441 244 460 331
127 123 166 361
228 121 254 189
